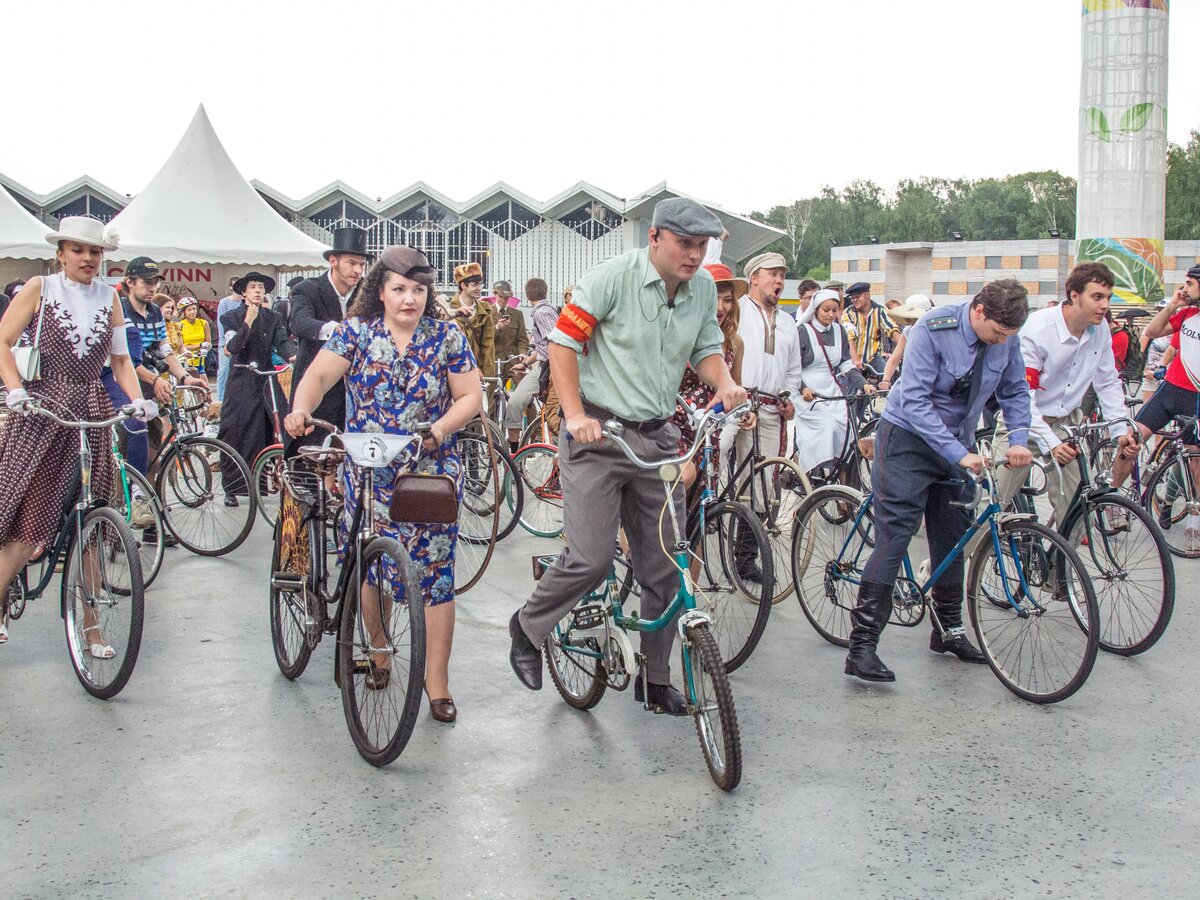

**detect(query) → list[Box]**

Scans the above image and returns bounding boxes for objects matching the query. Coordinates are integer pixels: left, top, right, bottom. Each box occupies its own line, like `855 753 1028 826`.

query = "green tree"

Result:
1016 170 1076 238
885 179 945 242
957 178 1034 240
1166 129 1200 240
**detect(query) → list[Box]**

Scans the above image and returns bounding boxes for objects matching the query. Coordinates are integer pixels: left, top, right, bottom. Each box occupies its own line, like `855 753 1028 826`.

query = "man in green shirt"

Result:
508 198 746 715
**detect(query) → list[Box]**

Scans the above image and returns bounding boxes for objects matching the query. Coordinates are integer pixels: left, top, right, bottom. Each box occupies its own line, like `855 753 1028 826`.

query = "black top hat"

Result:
233 271 277 295
324 227 370 261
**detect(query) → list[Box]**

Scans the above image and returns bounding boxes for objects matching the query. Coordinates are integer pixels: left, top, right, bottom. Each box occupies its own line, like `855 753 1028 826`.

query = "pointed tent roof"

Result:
109 105 329 267
0 185 53 260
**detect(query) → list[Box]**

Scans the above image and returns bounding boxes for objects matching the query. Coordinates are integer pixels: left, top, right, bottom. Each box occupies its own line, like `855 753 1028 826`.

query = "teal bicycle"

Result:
538 401 756 791
792 455 1100 704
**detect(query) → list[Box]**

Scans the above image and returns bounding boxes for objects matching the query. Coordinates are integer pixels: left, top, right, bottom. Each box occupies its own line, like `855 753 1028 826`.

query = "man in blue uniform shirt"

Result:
846 280 1034 683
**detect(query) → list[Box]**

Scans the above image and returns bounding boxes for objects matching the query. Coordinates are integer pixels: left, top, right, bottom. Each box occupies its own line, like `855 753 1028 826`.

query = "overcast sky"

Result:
6 1 1198 215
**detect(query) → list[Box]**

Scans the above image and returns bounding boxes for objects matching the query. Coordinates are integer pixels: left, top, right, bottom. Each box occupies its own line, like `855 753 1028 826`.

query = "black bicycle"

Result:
269 419 426 767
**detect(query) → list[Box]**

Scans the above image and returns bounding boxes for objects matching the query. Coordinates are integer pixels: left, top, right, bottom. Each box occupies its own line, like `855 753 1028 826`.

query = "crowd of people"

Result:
2 203 1198 719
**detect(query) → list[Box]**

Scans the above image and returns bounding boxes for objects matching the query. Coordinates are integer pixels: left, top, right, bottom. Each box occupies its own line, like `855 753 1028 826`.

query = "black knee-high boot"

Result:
930 584 986 663
845 581 896 682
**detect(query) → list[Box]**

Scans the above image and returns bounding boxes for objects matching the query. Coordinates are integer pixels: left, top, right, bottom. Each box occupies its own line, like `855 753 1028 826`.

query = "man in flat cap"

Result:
507 196 747 716
843 281 899 375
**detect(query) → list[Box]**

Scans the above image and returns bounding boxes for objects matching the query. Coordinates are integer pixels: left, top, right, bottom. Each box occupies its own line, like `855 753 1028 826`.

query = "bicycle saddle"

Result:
339 433 417 467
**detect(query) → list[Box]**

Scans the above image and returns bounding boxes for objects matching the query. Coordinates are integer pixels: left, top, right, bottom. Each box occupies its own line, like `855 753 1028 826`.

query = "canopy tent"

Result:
108 105 329 268
0 184 53 260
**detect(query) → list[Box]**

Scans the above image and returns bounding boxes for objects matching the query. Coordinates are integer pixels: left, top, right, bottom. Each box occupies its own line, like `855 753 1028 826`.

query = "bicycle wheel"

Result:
489 441 521 542
156 437 255 556
745 456 811 604
455 426 500 593
114 462 164 589
269 517 315 679
689 500 773 672
61 507 145 699
1062 493 1174 656
544 603 608 709
508 443 564 538
791 486 870 648
682 622 741 792
1142 449 1200 559
337 537 426 767
252 446 285 529
967 519 1099 704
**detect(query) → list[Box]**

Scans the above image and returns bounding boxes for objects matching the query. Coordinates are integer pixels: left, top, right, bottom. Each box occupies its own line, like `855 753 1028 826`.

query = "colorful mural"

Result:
1076 238 1165 304
1083 1 1167 13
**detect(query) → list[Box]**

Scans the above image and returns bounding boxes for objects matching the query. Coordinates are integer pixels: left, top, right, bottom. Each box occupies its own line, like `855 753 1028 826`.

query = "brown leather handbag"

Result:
389 471 458 524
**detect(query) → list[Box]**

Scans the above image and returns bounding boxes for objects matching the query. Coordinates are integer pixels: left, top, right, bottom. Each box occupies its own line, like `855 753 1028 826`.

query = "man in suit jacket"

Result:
287 227 369 450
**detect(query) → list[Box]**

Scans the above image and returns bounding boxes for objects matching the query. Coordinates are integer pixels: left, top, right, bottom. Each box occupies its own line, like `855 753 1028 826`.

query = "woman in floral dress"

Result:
0 217 151 649
286 246 481 724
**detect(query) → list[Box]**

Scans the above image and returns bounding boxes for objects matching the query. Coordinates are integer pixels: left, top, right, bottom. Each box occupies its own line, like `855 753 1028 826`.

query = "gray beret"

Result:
651 197 724 239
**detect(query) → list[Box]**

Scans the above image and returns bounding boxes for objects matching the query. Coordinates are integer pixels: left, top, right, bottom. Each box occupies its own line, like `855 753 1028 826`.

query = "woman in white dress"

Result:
793 289 871 474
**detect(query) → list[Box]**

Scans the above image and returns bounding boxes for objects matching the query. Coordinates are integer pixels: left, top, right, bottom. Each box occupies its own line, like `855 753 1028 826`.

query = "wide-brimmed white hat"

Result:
45 215 119 251
889 294 933 323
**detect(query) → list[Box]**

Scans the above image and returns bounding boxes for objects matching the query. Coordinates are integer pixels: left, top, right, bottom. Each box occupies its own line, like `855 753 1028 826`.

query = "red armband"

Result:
557 303 597 345
1025 367 1041 390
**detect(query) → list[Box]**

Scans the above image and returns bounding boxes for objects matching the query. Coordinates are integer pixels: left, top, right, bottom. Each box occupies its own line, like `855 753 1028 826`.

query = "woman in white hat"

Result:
0 217 155 649
793 289 871 474
878 294 933 389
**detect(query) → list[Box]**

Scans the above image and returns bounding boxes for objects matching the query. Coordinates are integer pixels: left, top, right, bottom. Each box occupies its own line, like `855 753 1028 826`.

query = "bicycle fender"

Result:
677 608 712 639
994 512 1037 526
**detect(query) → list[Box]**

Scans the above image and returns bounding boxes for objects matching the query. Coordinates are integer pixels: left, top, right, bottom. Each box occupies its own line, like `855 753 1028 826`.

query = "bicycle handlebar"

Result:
805 389 888 403
600 402 752 471
234 362 293 377
20 401 136 430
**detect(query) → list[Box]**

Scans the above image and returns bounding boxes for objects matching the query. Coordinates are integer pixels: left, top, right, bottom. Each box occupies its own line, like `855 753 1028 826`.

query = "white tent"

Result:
109 105 329 268
0 184 53 260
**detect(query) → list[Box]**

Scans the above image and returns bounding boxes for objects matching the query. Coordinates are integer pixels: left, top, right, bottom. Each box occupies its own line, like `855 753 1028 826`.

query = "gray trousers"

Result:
505 362 543 431
519 422 685 683
993 415 1082 529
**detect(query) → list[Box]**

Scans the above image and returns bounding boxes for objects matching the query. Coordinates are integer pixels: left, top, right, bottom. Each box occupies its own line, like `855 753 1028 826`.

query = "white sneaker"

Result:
130 498 155 528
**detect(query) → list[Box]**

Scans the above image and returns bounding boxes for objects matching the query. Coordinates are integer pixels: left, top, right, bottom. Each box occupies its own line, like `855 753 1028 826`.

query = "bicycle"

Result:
239 362 292 528
1010 417 1174 656
802 388 887 495
269 418 426 767
148 388 256 556
3 399 145 699
539 401 753 791
791 459 1100 704
1134 415 1200 558
109 430 166 588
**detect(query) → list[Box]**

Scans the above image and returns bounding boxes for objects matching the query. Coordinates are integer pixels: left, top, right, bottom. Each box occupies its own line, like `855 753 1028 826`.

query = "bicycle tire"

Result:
252 446 285 529
508 443 563 538
746 456 811 604
967 519 1099 704
454 423 500 594
489 440 522 542
683 622 741 792
115 462 165 589
791 486 869 648
156 436 255 557
269 518 315 679
337 536 426 767
689 500 773 673
1061 493 1174 656
61 507 145 699
1141 448 1200 559
544 604 608 710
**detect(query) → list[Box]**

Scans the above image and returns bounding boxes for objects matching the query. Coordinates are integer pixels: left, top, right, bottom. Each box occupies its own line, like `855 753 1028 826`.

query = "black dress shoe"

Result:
143 527 179 548
1158 507 1173 530
736 561 764 584
224 495 239 508
509 611 542 691
844 646 896 682
930 629 987 664
634 679 689 716
429 697 457 723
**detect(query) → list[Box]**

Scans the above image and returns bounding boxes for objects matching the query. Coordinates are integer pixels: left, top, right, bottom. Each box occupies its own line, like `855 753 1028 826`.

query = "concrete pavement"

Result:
3 519 1197 898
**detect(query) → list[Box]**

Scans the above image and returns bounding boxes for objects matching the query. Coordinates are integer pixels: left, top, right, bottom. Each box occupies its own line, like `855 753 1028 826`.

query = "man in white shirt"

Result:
994 262 1138 524
731 251 804 580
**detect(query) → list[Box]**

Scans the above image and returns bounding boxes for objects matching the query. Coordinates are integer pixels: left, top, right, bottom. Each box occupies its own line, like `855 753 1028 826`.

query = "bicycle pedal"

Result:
271 572 305 593
572 604 606 630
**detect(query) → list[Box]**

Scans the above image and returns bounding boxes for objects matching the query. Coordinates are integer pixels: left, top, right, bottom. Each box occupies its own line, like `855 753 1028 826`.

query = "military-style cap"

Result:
651 197 723 238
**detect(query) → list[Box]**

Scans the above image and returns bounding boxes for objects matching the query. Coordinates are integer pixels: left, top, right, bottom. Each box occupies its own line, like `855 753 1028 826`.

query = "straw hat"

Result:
45 216 119 251
889 294 933 323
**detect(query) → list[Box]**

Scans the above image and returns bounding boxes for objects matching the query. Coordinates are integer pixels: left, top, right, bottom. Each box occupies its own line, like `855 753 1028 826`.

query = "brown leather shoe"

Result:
429 697 457 723
365 660 390 690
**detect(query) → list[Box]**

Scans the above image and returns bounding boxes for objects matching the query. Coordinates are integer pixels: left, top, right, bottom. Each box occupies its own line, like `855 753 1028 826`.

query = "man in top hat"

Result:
507 196 747 715
450 262 496 388
287 226 369 449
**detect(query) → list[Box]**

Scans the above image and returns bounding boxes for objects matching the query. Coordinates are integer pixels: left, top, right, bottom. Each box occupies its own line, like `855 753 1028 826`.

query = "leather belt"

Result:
582 400 668 434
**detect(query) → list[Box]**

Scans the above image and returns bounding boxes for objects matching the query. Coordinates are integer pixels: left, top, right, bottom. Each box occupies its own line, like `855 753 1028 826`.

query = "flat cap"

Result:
846 281 871 296
651 197 723 239
381 245 437 287
744 251 788 278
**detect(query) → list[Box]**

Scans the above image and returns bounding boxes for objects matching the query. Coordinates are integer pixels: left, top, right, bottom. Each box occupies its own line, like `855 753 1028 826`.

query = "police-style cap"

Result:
651 197 723 239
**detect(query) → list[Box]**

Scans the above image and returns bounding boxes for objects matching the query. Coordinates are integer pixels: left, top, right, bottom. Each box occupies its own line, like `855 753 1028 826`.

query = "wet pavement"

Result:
4 519 1197 898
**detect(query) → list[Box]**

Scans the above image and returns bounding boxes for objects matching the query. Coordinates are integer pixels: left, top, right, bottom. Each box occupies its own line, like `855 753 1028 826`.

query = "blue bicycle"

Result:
791 458 1100 704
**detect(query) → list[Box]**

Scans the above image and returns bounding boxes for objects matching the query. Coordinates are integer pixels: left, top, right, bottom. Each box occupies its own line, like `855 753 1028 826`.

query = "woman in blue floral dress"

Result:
285 246 482 723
